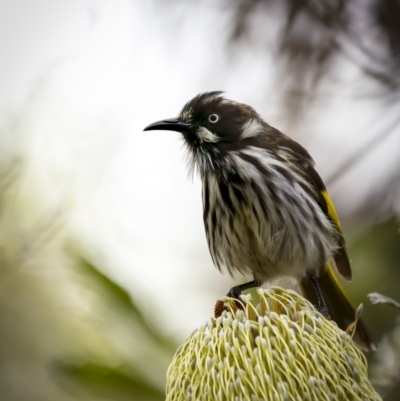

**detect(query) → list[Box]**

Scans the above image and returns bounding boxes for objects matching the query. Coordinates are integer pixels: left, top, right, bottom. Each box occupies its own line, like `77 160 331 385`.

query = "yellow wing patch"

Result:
321 189 342 231
322 190 352 280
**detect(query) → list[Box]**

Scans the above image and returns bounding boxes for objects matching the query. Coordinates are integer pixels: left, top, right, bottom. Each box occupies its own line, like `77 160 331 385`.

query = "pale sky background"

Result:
1 0 399 340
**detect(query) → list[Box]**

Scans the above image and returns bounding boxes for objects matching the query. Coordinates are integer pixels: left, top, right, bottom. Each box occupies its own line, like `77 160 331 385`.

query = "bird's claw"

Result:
227 287 242 300
317 305 331 320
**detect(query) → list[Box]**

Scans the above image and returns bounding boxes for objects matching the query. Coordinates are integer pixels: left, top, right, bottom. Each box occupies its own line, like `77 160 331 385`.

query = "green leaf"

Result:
80 259 176 352
53 361 164 401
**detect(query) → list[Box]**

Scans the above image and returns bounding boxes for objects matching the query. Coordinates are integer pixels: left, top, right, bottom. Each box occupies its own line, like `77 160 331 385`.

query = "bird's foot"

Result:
226 278 261 300
316 304 331 320
226 287 242 300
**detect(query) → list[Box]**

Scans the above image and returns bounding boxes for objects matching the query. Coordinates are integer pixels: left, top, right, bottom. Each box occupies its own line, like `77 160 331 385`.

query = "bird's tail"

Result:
298 264 377 352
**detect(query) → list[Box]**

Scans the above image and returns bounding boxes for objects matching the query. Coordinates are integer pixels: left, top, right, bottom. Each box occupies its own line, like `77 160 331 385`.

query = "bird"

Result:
144 91 377 351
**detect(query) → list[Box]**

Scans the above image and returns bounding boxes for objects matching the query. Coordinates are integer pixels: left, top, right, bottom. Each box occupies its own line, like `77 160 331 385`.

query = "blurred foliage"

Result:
50 259 176 401
345 219 400 400
229 0 400 93
368 290 400 401
0 139 175 400
79 259 176 352
370 294 400 401
55 362 164 401
348 219 400 338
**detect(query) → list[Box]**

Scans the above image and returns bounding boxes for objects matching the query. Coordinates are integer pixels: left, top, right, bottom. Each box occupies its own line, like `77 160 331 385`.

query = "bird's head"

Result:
144 92 265 173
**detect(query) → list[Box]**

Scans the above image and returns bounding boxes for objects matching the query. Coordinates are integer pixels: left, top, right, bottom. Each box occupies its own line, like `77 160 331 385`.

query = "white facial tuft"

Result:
198 126 219 143
240 119 263 139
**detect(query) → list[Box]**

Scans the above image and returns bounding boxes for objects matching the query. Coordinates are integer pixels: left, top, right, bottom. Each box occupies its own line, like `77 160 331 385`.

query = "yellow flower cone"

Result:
166 287 381 401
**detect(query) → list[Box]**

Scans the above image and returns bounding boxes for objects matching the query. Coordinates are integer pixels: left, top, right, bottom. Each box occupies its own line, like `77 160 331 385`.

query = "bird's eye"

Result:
208 114 219 124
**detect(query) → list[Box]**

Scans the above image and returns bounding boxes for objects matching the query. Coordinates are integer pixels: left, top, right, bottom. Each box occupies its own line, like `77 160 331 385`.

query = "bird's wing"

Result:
305 162 353 281
272 131 352 280
319 190 352 280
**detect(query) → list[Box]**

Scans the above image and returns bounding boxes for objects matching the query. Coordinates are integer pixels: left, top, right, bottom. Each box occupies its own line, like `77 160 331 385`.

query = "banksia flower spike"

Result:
166 287 381 401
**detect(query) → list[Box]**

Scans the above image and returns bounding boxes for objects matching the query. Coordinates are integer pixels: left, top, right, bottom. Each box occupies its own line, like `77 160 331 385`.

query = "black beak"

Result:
143 118 193 134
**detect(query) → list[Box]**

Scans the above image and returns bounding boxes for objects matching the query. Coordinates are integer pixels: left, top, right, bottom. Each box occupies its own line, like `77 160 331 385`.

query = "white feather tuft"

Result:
240 119 263 139
197 127 219 143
